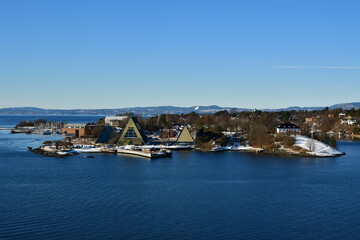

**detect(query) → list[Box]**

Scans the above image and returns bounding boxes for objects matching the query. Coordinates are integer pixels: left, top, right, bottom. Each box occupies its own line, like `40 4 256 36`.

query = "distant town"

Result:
6 106 360 159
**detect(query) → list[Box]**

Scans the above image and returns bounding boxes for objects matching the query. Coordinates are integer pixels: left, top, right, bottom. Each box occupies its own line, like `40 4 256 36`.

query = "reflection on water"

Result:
1 116 360 239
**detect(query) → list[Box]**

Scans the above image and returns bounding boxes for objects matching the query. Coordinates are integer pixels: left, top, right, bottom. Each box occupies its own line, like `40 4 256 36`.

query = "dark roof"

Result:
96 126 114 143
277 123 300 129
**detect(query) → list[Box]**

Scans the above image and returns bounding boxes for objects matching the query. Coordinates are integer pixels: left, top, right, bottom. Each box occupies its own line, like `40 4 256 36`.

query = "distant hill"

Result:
0 105 250 116
0 102 359 116
328 102 360 110
262 106 324 112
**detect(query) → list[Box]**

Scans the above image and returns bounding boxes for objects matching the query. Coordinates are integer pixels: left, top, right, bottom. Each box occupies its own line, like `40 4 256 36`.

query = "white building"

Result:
340 118 357 125
104 116 128 127
276 123 301 134
339 113 346 118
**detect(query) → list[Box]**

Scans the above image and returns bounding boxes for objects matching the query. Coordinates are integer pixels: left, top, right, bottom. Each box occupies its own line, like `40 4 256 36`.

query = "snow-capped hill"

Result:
294 135 344 157
329 102 360 110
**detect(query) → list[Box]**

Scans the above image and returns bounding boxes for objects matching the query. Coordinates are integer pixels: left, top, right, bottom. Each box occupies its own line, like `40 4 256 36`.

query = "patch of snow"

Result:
57 151 69 155
194 106 200 110
294 135 343 157
42 146 56 152
231 145 262 151
230 142 262 151
70 147 103 153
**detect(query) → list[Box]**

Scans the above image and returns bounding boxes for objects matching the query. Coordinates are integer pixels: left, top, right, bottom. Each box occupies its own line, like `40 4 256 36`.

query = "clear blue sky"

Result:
0 0 359 109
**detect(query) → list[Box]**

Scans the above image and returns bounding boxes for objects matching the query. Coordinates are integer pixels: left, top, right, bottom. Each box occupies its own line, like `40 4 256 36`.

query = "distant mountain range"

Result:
0 102 359 116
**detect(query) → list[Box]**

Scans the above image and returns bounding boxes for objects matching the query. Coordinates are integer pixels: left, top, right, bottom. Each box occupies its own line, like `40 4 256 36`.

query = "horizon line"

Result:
270 66 360 69
1 103 359 111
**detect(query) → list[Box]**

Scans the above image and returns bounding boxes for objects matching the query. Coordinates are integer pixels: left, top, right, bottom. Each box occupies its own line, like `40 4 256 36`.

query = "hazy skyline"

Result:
0 0 359 109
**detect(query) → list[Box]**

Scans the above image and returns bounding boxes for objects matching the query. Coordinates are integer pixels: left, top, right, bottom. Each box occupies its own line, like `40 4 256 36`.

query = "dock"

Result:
0 127 14 130
140 145 194 150
117 148 172 159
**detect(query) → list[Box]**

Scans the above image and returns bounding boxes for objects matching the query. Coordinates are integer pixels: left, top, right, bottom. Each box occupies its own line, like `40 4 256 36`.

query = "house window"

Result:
124 127 138 138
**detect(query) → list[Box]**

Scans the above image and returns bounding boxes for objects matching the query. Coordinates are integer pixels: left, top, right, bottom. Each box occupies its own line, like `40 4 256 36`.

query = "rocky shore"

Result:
30 147 78 158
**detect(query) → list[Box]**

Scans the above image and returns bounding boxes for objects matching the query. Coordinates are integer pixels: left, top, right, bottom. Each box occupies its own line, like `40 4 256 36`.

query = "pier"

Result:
0 127 14 130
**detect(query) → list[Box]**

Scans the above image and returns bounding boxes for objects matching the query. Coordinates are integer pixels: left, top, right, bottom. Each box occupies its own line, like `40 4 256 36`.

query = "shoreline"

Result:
31 143 345 159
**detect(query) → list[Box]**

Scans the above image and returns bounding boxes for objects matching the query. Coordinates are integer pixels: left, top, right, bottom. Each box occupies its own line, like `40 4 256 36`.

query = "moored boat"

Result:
117 147 172 159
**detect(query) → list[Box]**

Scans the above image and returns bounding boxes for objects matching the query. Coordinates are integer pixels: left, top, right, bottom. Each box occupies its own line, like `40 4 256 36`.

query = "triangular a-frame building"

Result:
118 117 148 145
176 126 195 145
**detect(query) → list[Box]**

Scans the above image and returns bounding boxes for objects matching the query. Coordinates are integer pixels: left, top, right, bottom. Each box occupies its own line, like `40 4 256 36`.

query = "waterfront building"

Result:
84 122 102 138
62 124 86 137
62 123 100 138
117 117 148 145
105 116 128 127
176 126 195 145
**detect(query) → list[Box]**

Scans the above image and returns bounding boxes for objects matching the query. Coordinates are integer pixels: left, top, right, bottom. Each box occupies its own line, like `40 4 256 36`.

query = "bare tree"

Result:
306 138 316 152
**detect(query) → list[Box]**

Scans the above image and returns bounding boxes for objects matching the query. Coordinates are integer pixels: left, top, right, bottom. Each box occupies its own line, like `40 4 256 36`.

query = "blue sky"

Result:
0 0 359 109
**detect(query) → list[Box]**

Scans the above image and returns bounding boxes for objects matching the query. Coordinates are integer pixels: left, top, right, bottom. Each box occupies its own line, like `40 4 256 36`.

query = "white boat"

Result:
117 148 172 159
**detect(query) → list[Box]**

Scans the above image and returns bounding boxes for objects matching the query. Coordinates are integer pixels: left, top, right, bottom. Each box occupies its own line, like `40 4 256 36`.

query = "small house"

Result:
339 113 346 118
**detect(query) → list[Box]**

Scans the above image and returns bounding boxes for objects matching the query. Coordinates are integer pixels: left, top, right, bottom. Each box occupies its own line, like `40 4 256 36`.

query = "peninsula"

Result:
11 106 360 158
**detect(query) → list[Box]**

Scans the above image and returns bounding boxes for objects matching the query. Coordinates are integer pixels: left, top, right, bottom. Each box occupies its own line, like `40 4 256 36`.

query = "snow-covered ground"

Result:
294 135 344 157
230 145 262 151
229 142 263 152
42 146 57 152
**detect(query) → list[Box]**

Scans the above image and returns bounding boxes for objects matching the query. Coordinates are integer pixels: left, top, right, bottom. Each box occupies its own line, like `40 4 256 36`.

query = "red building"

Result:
62 123 100 138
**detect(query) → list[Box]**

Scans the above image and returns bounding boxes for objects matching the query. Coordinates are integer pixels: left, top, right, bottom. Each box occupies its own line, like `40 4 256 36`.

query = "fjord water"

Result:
1 116 360 239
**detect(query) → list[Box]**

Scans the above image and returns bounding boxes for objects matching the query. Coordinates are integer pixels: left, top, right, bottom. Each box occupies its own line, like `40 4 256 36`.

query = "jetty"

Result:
0 127 14 130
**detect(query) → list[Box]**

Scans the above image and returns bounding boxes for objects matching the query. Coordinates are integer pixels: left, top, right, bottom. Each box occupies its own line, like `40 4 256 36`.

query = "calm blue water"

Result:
1 116 360 239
